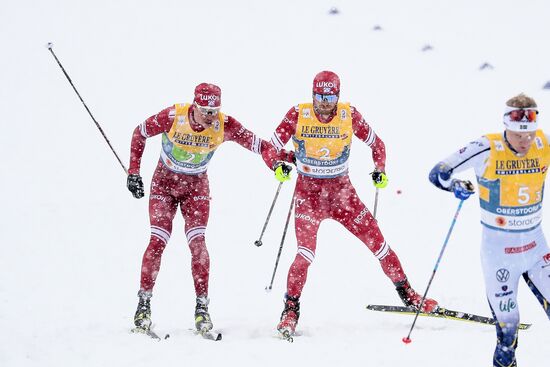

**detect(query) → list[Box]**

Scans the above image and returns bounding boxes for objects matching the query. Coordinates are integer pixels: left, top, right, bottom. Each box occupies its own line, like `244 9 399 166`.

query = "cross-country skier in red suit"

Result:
262 71 439 338
127 83 284 335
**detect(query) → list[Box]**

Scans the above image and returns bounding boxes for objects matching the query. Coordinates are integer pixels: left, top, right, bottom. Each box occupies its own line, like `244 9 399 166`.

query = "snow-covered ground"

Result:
2 0 549 366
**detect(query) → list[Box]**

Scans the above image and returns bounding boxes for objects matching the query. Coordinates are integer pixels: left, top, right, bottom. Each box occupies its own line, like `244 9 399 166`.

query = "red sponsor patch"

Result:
543 253 550 263
505 241 536 254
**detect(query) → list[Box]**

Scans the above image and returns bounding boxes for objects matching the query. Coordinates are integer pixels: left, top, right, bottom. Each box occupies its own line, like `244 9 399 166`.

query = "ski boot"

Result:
277 294 300 341
133 290 152 331
494 341 517 367
493 321 518 367
194 296 213 333
395 280 439 313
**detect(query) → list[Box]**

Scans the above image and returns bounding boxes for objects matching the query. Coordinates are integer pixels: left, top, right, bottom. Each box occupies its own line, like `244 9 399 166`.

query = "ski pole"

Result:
373 188 380 219
265 194 295 292
402 199 465 344
254 182 283 247
46 42 128 175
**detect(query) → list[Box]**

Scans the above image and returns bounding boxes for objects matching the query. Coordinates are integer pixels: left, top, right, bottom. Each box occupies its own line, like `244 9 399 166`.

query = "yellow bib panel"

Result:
292 103 353 178
478 130 550 232
160 103 225 174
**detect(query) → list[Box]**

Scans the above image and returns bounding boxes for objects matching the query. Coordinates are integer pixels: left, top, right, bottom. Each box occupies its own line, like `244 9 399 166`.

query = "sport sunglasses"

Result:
506 109 538 122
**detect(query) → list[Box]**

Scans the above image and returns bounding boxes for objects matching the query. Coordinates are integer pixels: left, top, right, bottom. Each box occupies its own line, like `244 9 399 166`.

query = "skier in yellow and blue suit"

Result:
429 93 550 367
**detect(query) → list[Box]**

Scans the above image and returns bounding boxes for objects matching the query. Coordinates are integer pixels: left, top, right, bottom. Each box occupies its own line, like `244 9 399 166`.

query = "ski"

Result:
191 328 223 341
131 326 162 341
366 304 531 330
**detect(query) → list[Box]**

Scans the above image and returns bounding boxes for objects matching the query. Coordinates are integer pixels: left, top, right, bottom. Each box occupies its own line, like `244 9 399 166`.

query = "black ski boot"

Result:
134 290 152 330
194 296 213 332
277 294 300 336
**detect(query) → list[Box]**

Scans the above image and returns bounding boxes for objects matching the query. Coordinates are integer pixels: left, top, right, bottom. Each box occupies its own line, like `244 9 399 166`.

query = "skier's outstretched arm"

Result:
351 107 386 170
260 107 298 172
351 106 387 188
127 106 174 198
429 137 489 199
223 115 293 170
129 106 174 175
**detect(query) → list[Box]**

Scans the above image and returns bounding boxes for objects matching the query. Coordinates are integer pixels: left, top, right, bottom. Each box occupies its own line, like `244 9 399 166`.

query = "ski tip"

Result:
164 333 170 339
402 337 412 344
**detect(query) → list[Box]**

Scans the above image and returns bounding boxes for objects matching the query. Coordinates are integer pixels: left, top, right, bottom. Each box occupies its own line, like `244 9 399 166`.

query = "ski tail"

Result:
131 327 162 340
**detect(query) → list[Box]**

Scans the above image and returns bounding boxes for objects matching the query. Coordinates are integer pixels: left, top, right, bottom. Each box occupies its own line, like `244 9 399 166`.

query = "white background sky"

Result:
1 1 549 366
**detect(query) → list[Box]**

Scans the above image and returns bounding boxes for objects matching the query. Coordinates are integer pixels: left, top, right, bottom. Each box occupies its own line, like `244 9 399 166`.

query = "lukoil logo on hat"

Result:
194 83 221 107
313 71 340 95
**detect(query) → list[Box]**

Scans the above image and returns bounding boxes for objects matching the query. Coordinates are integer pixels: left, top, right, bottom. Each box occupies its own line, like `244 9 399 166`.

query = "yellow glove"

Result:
274 162 292 182
371 170 388 188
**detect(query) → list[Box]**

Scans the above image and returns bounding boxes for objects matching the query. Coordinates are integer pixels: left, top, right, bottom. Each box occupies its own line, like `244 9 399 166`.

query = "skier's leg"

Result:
139 192 178 293
181 176 211 298
487 286 521 367
332 181 437 311
481 230 522 367
330 182 404 281
181 176 213 332
287 193 323 299
134 188 177 329
523 251 550 319
278 183 325 334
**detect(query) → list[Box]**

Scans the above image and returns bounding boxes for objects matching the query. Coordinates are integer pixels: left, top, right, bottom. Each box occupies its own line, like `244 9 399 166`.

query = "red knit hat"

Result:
312 71 340 95
194 83 221 107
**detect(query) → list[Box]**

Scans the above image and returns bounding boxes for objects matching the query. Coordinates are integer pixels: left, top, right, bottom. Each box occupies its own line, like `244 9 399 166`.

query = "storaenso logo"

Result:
496 268 510 283
507 213 542 228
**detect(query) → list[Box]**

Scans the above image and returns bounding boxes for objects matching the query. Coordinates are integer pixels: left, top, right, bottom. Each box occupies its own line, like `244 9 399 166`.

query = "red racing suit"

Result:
129 103 276 297
262 103 409 298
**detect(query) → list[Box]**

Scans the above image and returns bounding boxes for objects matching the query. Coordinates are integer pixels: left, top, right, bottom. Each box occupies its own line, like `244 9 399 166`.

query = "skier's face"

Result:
313 93 338 115
506 130 536 155
193 103 220 128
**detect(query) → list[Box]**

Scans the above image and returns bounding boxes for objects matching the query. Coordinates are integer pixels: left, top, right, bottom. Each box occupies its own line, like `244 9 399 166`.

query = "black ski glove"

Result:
127 174 144 199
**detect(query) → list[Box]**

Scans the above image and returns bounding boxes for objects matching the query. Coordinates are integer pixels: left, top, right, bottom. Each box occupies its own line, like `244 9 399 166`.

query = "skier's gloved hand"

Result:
451 179 475 200
274 161 292 182
127 174 145 199
371 170 388 189
281 149 296 165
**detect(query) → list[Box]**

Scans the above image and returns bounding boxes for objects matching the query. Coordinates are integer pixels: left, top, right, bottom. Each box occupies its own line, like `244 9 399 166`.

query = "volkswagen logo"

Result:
496 268 510 283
